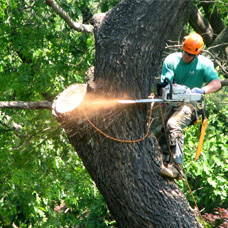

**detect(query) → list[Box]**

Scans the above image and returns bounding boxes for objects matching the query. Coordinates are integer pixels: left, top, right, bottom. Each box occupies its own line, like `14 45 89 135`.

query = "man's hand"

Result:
191 87 205 94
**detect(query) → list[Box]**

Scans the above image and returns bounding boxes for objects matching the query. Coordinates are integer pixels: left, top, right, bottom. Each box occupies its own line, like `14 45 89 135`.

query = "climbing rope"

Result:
82 102 159 143
159 103 205 225
82 98 205 225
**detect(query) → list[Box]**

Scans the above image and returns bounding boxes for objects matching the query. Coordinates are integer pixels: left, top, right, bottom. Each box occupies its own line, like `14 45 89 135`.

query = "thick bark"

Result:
209 26 228 58
161 4 192 61
169 4 192 43
189 4 214 46
53 1 202 227
200 0 224 36
53 85 200 228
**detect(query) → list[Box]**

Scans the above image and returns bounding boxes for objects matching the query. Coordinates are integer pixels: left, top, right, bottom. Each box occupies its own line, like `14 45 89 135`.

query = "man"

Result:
159 33 221 180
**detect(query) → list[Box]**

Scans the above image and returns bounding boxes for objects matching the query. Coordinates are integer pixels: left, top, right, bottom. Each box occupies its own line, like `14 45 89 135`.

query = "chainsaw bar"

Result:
118 98 163 104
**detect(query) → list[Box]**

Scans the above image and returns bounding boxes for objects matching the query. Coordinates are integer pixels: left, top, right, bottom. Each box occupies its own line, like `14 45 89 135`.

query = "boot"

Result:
161 163 183 180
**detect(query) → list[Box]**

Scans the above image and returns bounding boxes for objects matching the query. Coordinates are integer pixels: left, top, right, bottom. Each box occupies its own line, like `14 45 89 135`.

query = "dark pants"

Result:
158 103 197 165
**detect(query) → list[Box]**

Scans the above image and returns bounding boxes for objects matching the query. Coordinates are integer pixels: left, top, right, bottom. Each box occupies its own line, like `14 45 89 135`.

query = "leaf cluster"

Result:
178 88 228 219
0 0 118 227
0 0 227 227
0 0 95 103
0 109 116 227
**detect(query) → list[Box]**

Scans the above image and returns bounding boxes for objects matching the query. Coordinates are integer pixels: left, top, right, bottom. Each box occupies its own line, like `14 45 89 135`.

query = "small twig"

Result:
203 50 228 76
207 43 228 51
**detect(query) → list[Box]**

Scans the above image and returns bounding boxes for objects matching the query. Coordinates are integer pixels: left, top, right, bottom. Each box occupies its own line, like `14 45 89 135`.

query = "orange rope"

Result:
83 99 205 225
82 103 159 143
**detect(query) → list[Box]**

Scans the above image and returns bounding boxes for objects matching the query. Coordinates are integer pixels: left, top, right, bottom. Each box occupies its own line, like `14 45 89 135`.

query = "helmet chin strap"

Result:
189 56 196 63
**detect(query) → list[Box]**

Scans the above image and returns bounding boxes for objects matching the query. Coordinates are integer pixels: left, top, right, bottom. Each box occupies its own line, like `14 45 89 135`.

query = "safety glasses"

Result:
183 51 196 57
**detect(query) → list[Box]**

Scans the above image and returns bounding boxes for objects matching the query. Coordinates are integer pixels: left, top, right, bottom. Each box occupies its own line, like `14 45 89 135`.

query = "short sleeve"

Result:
161 58 174 83
203 62 219 84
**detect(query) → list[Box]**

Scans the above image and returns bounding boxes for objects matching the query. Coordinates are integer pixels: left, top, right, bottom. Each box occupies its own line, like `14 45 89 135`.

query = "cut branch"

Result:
0 101 52 110
45 0 94 33
1 78 228 112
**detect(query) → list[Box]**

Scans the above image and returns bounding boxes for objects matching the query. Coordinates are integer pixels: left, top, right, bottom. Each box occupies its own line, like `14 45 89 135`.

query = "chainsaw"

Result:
118 78 203 104
118 78 207 160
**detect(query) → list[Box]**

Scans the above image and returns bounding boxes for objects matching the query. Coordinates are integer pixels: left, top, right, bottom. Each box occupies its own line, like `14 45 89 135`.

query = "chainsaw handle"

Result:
164 78 173 100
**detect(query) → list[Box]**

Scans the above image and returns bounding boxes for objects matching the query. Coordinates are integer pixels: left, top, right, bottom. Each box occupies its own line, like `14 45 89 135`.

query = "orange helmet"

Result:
182 33 204 55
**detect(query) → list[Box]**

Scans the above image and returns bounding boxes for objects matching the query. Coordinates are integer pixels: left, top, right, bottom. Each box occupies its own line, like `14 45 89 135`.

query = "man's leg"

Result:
158 105 176 164
161 104 196 179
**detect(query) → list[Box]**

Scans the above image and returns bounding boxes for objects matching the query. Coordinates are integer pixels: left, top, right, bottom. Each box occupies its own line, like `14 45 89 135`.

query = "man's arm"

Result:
202 79 221 94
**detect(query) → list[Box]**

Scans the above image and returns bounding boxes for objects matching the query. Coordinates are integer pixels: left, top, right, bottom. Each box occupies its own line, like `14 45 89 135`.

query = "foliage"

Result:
0 0 95 102
0 0 227 227
0 0 119 227
178 88 228 224
0 109 114 227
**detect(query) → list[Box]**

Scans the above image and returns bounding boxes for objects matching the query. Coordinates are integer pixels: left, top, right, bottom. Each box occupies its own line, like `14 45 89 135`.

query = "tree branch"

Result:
200 1 228 6
45 0 94 33
221 79 228 87
203 49 228 77
0 78 227 112
207 42 228 51
209 25 228 56
200 0 224 36
189 4 214 46
0 101 52 110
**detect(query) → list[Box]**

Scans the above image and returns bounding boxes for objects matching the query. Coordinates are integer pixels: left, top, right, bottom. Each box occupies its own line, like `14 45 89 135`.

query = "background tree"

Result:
0 0 227 227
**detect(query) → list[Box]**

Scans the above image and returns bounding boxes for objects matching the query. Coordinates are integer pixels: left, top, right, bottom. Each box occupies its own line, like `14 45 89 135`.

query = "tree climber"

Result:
159 33 221 180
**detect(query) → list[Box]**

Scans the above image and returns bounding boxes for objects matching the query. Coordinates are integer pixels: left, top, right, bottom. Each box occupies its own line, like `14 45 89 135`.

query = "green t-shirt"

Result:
161 52 219 89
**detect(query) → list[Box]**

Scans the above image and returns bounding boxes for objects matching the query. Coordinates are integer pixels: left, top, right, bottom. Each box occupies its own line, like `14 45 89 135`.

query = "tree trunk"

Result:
53 0 202 227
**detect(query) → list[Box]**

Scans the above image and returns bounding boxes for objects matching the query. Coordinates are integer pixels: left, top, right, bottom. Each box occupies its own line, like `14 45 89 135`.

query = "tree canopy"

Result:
0 0 227 227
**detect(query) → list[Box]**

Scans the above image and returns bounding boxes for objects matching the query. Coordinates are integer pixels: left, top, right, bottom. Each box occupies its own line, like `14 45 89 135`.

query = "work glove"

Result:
191 87 205 94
